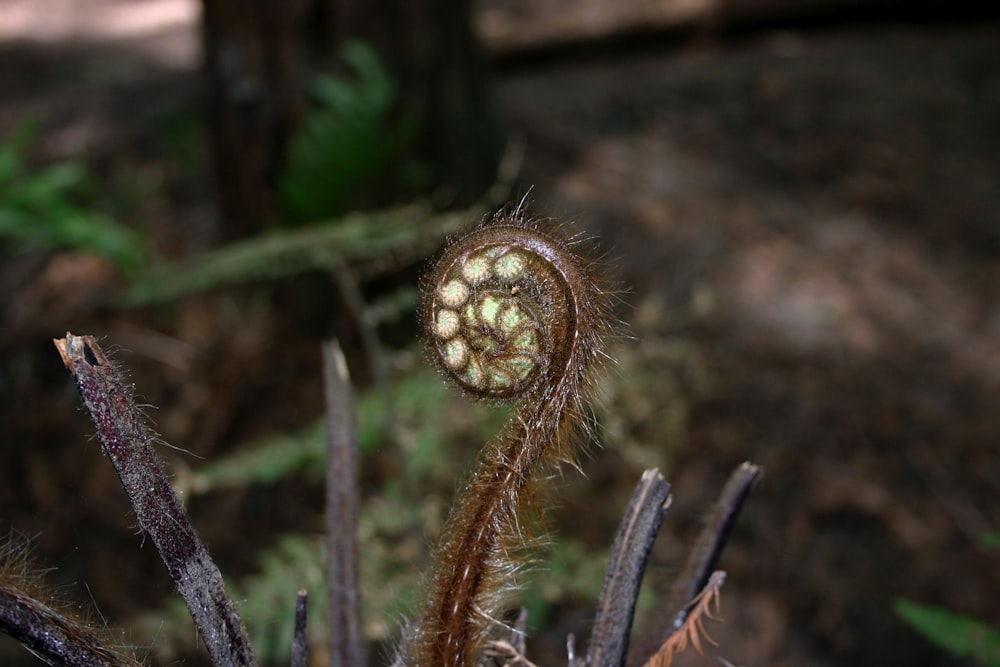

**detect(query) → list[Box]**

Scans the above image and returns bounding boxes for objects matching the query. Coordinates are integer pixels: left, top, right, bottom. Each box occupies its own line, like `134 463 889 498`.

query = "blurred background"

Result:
1 1 998 665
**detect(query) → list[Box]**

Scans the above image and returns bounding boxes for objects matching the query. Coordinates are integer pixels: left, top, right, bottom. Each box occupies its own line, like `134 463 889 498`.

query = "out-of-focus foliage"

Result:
894 534 1000 666
191 420 328 491
520 538 610 631
120 202 470 305
894 598 1000 667
279 40 417 224
224 536 327 662
0 121 148 274
189 366 506 494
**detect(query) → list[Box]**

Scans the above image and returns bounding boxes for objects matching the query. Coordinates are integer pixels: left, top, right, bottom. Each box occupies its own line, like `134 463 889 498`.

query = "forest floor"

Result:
1 2 998 667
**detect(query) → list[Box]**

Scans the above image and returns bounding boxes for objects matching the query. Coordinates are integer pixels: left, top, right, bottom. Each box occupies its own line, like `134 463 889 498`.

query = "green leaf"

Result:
894 598 1000 666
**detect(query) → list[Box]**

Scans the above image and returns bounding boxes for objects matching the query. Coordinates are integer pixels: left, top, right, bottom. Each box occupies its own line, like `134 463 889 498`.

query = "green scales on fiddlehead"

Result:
429 243 550 398
411 209 614 667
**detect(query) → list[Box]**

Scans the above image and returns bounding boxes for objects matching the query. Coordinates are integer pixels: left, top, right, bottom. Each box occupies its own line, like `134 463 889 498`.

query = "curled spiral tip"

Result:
421 214 603 402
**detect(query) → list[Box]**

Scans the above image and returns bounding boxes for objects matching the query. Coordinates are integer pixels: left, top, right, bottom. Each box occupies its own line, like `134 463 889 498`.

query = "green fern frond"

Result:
120 203 473 305
280 40 417 224
192 420 328 491
189 366 504 495
0 121 149 274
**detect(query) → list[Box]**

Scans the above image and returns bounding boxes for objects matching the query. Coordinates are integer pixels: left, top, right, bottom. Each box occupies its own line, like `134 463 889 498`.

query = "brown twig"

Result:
322 339 364 667
291 589 309 667
585 468 672 667
53 333 257 667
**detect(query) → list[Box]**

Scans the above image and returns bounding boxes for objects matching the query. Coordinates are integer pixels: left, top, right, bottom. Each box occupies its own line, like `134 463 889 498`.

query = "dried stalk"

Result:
322 339 364 667
53 333 257 667
291 589 309 667
585 468 672 667
667 462 762 627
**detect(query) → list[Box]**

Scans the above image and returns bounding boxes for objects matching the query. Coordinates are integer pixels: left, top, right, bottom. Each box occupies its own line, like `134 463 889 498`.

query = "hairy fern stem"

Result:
410 208 613 667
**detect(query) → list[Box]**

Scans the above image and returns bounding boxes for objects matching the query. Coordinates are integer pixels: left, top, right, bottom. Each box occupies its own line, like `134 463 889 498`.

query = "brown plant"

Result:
642 570 727 667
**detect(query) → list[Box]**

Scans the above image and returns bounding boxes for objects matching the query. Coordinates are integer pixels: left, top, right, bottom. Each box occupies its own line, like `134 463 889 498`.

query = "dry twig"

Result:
53 333 257 667
323 339 364 667
586 468 672 667
481 639 540 667
291 589 309 667
667 463 761 628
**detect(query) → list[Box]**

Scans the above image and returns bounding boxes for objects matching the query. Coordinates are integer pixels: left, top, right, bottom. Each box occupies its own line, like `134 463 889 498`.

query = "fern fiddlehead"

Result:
412 208 612 667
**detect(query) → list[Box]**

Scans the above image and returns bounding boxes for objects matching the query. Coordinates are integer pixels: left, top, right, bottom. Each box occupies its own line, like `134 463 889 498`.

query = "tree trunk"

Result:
200 0 309 237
